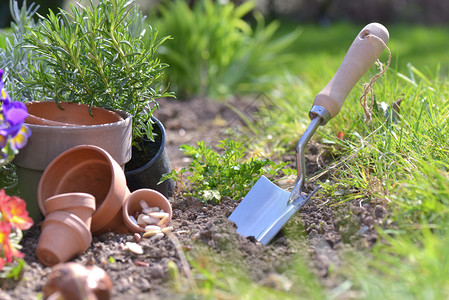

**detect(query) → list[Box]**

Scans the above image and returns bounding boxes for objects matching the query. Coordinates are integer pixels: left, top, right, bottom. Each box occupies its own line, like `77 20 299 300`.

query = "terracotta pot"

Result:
122 189 172 233
13 101 132 222
25 101 123 126
125 117 174 198
38 145 130 235
43 193 96 229
36 211 92 267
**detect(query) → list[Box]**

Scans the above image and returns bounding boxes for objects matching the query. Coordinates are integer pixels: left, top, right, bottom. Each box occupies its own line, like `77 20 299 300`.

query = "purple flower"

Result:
9 125 31 150
0 69 31 156
2 98 28 138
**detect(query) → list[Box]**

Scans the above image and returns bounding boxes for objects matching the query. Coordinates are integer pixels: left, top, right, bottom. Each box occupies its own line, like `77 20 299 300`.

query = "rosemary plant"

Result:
23 0 173 142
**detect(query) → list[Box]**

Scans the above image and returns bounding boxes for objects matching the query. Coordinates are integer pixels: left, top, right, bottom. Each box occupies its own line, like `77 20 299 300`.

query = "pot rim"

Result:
14 108 132 170
44 192 96 215
25 108 132 131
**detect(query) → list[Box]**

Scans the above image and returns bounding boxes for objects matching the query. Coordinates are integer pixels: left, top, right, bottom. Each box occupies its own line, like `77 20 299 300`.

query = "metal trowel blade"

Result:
229 175 306 245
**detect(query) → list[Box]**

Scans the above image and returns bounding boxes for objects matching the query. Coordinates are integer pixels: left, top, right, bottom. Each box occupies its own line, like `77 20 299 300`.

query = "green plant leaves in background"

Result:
151 0 301 99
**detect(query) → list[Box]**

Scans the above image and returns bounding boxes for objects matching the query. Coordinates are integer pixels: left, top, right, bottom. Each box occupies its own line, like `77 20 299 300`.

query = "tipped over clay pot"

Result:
36 211 92 267
122 189 172 233
44 193 96 229
38 145 130 235
25 101 123 126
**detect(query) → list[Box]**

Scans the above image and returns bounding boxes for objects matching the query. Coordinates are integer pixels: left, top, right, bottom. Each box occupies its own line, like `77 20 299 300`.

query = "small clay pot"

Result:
25 101 123 126
44 193 96 229
36 211 92 267
38 145 130 235
122 189 172 233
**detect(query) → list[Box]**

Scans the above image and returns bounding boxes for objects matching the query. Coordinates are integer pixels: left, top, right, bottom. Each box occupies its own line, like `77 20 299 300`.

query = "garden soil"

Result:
1 97 389 299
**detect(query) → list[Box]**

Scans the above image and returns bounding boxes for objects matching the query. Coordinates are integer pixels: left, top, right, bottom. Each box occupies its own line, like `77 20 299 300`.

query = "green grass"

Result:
246 22 449 299
153 21 449 299
243 22 449 152
280 22 449 83
163 21 449 299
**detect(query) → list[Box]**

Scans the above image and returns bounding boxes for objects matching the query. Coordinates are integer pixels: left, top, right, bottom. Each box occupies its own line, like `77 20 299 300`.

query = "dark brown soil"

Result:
1 97 388 299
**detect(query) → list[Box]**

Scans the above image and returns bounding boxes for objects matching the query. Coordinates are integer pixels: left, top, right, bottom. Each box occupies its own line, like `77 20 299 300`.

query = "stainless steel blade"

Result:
229 175 319 245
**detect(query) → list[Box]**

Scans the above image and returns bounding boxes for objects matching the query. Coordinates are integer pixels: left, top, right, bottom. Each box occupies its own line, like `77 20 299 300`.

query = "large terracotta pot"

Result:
14 101 132 221
122 189 173 233
36 211 92 267
38 145 130 235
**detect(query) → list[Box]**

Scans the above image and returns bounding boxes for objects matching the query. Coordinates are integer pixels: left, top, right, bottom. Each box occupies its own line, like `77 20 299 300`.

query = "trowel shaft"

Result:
295 117 321 189
289 105 330 203
288 22 390 204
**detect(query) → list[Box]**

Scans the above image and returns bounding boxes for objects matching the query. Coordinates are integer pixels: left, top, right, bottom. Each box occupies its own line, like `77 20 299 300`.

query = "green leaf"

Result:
22 0 173 143
5 259 25 280
167 138 293 203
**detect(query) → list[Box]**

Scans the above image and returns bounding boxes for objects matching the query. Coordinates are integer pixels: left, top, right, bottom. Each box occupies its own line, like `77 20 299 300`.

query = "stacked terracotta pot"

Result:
35 145 173 267
35 145 129 266
36 193 96 267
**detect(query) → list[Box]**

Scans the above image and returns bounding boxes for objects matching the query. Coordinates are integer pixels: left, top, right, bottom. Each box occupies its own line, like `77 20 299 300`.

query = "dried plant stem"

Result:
359 34 392 123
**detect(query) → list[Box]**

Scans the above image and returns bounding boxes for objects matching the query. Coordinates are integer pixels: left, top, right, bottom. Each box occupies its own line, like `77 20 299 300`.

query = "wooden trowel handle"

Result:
312 23 389 119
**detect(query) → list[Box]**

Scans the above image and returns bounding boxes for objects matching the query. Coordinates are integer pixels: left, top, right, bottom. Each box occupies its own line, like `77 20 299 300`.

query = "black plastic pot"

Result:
124 118 174 197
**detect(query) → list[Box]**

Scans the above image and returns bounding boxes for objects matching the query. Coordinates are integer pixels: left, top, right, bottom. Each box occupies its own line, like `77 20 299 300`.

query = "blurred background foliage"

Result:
258 0 449 25
1 0 449 98
1 0 64 28
4 0 449 27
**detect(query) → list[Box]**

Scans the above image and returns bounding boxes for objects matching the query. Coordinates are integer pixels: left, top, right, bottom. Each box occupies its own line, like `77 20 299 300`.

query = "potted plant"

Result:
6 0 174 198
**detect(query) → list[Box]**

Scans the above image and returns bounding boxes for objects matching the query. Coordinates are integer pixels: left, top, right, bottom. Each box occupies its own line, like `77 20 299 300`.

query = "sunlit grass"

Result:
280 22 449 82
215 20 449 298
253 21 449 299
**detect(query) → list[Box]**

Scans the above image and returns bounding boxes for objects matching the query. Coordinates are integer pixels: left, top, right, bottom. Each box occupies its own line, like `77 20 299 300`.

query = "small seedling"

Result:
162 139 294 203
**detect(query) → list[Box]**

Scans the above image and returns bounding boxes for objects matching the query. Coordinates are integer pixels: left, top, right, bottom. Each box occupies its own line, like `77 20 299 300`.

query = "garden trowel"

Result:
229 23 389 245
